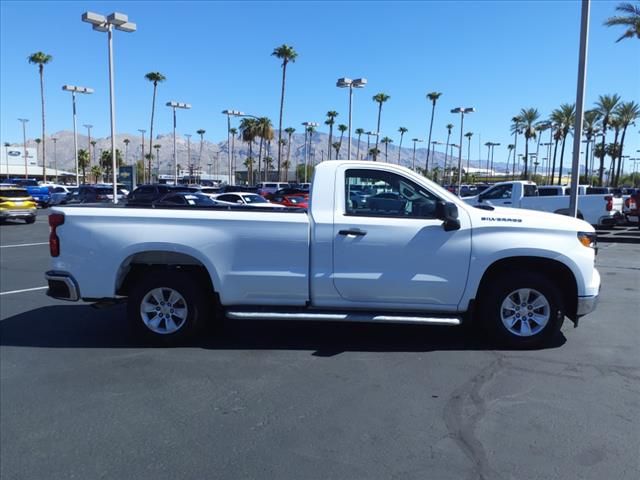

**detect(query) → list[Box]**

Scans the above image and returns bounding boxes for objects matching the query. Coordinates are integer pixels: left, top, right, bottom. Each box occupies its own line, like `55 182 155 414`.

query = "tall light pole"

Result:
365 131 377 160
451 107 475 193
166 101 191 184
52 137 58 183
336 77 367 160
63 85 94 187
411 138 422 170
221 109 245 185
18 118 29 179
82 11 136 203
83 124 93 168
302 121 318 183
137 129 146 182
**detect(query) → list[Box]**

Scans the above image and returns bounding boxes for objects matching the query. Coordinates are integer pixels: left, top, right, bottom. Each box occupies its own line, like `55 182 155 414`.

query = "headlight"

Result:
577 231 597 250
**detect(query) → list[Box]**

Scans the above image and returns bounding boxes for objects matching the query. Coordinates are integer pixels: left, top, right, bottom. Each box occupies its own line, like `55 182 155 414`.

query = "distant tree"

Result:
444 123 454 176
229 127 238 179
196 129 206 175
144 72 166 165
332 141 342 158
464 131 474 172
510 115 524 177
368 147 381 162
613 101 640 185
123 138 130 165
595 94 621 184
90 140 97 165
256 117 274 182
325 111 338 160
337 124 348 159
582 109 601 180
28 51 52 181
272 44 298 180
425 92 442 171
397 127 408 164
372 92 390 153
550 103 575 185
519 108 540 178
355 128 365 160
99 148 123 180
381 136 393 162
604 2 640 42
90 165 102 184
239 119 257 185
78 148 90 183
284 127 295 180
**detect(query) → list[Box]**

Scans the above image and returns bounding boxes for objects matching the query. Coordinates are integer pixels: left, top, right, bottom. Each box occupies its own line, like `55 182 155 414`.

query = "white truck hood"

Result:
467 205 594 233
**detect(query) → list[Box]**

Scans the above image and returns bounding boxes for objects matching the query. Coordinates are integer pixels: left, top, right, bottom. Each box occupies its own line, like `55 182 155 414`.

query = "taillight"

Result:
605 195 613 212
49 213 64 257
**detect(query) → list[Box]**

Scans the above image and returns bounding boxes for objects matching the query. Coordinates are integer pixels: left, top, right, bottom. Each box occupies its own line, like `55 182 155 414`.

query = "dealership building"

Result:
1 144 74 181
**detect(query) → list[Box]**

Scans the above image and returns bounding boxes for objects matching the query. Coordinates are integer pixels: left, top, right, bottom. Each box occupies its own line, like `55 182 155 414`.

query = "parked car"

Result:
213 192 285 208
269 194 308 208
7 178 51 207
68 185 126 203
127 184 199 206
267 187 309 199
152 192 234 208
0 186 37 223
49 185 77 205
623 190 639 228
256 182 290 197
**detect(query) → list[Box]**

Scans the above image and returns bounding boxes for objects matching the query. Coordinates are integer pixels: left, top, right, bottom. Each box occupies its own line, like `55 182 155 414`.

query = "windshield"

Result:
0 189 30 198
244 194 268 204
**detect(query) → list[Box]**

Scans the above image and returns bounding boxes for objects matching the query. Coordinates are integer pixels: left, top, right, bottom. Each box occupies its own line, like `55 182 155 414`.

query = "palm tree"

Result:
325 111 338 160
551 103 576 185
614 101 640 185
243 157 255 184
443 123 454 177
582 110 600 180
337 124 348 159
271 44 298 181
380 137 393 162
507 144 515 179
464 132 474 173
510 115 523 177
372 93 390 153
355 128 365 160
78 148 91 183
228 127 238 181
256 117 274 182
425 92 442 171
284 127 295 179
264 156 274 181
153 144 161 182
332 142 342 159
519 108 540 178
100 149 123 180
239 119 257 184
144 72 166 162
90 164 102 184
368 147 381 162
595 94 621 184
90 140 97 165
604 2 640 42
123 138 130 165
28 51 52 181
606 116 622 185
397 127 408 164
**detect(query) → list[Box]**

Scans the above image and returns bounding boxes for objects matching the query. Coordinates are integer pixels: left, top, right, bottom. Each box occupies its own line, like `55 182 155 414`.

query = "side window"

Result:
523 185 538 197
165 195 184 204
482 184 513 200
538 188 556 197
344 169 439 218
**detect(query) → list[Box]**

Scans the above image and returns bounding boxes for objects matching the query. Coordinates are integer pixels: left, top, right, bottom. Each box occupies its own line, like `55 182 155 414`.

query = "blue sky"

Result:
1 0 639 163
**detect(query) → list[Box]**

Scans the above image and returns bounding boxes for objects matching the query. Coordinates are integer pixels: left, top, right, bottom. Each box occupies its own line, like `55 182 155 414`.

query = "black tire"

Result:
127 269 212 345
25 216 36 224
479 272 564 348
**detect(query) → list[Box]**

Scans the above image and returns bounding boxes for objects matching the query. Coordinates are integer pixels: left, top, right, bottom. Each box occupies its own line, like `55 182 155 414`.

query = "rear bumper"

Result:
45 271 80 301
0 208 36 218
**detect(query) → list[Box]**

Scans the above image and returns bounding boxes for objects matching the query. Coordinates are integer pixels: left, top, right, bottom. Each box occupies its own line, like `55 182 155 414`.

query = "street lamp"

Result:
18 118 28 179
336 77 367 160
82 11 136 203
365 131 378 160
302 121 318 183
63 85 94 186
411 138 422 170
451 107 475 193
221 109 246 185
166 101 191 184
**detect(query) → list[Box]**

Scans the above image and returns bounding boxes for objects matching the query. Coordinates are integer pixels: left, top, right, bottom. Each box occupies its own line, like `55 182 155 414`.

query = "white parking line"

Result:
0 286 48 296
0 242 49 248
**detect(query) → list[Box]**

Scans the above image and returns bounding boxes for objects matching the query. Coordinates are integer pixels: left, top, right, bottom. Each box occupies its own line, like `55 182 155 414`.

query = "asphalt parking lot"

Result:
1 210 639 480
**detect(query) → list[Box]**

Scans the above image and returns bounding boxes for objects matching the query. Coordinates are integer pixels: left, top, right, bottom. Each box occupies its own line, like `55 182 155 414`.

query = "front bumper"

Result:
577 294 599 316
45 271 80 301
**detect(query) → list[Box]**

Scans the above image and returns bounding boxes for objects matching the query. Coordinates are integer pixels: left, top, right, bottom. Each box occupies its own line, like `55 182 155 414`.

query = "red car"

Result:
270 194 308 208
624 190 639 228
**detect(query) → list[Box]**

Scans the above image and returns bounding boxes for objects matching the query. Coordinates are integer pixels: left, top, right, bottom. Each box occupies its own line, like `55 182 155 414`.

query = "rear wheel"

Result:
25 216 36 224
127 270 212 345
480 272 564 348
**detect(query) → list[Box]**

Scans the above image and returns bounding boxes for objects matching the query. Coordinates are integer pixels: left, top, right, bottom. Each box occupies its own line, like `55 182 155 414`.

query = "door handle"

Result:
338 228 367 236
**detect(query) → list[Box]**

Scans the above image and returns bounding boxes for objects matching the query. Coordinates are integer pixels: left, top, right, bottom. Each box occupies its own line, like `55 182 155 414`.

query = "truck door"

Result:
477 183 515 207
332 167 471 309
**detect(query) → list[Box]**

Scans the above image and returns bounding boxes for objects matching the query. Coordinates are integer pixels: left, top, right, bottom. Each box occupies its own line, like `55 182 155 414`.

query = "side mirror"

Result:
435 200 461 231
477 194 484 203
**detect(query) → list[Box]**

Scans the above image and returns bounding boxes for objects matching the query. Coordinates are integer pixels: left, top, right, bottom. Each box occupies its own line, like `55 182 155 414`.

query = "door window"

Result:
481 184 513 200
344 169 439 218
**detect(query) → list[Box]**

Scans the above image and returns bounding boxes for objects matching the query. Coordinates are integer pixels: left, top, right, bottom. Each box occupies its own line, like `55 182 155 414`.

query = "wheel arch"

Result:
475 256 578 320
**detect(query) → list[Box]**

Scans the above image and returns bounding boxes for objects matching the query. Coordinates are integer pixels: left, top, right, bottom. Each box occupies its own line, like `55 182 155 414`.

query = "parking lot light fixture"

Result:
63 85 94 186
451 107 475 194
365 131 378 160
166 101 191 184
337 77 367 159
82 11 136 203
221 110 246 185
411 138 422 170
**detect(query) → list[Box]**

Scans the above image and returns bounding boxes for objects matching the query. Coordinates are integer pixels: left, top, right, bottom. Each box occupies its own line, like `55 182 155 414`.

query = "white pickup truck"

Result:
463 180 623 227
46 161 600 348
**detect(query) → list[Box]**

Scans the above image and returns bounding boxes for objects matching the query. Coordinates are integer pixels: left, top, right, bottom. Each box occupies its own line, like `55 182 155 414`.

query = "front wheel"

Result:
25 216 36 224
127 270 211 345
480 272 564 348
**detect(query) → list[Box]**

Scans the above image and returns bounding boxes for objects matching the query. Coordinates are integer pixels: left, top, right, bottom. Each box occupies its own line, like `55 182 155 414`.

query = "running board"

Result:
225 310 462 326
